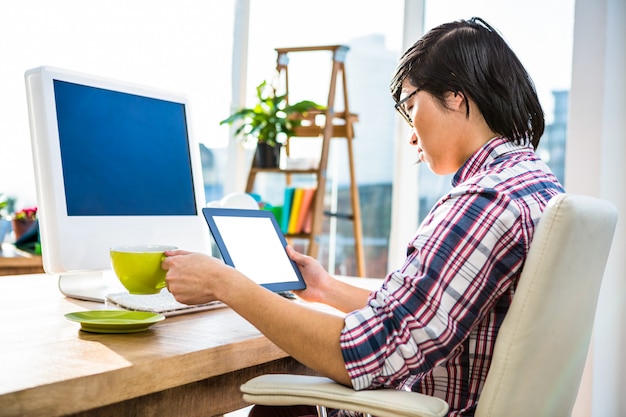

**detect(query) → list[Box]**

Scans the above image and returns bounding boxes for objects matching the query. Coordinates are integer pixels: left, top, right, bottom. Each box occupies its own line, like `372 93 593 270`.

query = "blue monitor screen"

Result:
53 80 197 216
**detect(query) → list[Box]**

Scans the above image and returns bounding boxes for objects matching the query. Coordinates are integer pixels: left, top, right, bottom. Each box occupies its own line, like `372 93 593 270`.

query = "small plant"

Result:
220 80 324 148
11 206 38 244
14 207 37 221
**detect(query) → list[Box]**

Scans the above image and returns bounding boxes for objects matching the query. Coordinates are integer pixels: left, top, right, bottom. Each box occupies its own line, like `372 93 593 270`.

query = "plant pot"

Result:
12 218 35 241
254 142 282 168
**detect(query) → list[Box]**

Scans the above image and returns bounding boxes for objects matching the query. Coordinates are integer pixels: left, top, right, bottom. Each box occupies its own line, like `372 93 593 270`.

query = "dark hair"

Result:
390 17 544 149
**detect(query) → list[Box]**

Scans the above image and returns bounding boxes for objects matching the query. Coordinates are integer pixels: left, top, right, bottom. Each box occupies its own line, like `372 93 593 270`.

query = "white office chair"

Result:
240 193 618 417
207 192 260 210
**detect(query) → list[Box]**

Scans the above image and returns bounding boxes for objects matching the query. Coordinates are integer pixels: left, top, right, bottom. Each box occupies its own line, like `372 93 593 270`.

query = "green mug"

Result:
110 244 177 295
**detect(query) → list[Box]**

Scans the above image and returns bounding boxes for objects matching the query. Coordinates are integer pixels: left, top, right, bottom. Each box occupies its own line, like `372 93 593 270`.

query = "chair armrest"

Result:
241 374 449 417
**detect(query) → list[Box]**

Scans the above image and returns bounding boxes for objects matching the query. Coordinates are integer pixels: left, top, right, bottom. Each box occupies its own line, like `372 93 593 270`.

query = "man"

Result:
163 17 564 416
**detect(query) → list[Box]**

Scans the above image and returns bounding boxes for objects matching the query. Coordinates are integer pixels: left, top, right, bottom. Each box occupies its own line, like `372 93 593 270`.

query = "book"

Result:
295 188 315 234
281 187 295 233
287 188 305 234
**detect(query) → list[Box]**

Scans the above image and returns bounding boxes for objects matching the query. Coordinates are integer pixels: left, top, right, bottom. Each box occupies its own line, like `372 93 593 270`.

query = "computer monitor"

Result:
25 66 210 302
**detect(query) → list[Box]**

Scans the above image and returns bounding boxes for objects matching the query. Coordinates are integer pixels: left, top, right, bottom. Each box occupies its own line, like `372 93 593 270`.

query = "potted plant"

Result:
220 80 324 168
12 206 37 241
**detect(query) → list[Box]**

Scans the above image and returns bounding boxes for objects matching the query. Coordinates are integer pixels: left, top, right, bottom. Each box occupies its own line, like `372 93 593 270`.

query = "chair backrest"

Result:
207 192 260 210
476 194 618 417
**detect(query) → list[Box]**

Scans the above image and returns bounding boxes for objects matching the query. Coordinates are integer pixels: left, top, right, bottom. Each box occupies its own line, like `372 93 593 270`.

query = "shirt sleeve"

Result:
340 189 527 390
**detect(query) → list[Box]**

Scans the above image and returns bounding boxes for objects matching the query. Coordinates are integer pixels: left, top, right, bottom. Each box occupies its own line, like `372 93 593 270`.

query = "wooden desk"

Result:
0 243 44 276
0 273 314 417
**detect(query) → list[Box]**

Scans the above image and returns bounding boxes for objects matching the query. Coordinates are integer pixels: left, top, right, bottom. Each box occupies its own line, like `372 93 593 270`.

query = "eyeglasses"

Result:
394 88 419 127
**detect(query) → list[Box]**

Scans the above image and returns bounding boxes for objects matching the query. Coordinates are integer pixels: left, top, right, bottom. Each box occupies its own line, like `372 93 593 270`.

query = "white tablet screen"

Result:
202 208 306 292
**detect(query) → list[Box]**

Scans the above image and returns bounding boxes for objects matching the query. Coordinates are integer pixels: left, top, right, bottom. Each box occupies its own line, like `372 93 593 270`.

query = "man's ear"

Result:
453 91 465 108
447 90 465 110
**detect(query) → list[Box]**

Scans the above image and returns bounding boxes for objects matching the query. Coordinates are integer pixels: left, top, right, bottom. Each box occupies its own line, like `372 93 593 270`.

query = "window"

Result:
415 1 575 222
242 1 573 277
244 0 405 277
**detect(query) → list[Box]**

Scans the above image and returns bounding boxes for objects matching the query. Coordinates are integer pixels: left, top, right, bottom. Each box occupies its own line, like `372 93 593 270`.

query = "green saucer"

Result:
64 310 165 333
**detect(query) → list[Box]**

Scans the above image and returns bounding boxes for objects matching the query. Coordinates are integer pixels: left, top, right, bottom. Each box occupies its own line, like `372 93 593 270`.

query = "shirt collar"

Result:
452 137 532 186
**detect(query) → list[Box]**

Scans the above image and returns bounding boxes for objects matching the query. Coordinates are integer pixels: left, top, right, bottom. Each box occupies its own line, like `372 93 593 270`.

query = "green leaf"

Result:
220 80 324 146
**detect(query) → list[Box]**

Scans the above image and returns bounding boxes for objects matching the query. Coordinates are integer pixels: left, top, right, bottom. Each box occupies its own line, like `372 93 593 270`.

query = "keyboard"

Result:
106 289 227 317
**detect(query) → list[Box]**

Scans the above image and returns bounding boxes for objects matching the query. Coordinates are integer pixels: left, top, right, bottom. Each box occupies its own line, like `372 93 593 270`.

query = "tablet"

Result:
202 208 306 292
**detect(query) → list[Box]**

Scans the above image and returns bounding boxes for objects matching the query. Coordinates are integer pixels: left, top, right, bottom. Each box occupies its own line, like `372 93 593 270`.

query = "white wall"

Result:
567 0 626 415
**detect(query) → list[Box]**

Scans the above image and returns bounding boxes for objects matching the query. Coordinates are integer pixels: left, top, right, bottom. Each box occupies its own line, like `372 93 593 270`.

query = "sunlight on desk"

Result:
0 339 132 393
0 273 316 417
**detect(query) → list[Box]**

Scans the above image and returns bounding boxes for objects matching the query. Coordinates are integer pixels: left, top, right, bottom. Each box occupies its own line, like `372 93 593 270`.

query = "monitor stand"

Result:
58 272 109 302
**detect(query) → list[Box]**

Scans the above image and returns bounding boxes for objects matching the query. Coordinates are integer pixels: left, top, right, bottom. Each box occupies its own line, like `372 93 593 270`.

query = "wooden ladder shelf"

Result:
245 45 365 277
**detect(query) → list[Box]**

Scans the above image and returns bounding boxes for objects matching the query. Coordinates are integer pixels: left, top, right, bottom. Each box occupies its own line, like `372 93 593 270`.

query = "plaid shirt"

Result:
339 137 565 417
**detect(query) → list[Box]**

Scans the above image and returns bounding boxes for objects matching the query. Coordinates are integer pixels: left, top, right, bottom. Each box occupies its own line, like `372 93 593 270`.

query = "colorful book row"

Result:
281 187 316 235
